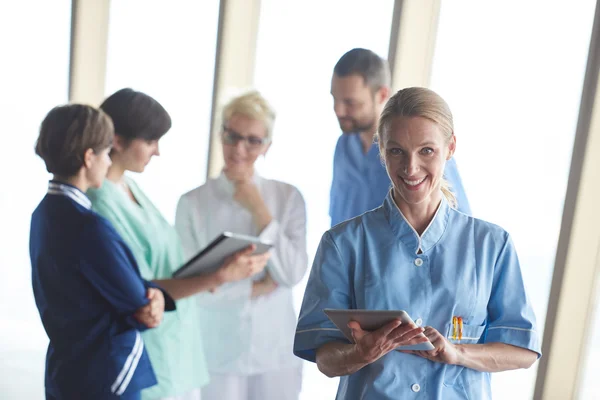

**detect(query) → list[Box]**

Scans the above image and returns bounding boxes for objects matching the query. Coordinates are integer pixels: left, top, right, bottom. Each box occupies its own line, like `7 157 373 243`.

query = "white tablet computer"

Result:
173 232 273 278
323 308 435 351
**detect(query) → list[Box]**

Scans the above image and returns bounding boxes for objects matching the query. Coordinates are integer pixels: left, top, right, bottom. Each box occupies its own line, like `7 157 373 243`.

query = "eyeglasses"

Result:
222 126 270 150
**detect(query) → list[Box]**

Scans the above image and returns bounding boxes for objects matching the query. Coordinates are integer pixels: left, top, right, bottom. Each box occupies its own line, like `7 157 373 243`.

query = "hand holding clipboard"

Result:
173 232 273 279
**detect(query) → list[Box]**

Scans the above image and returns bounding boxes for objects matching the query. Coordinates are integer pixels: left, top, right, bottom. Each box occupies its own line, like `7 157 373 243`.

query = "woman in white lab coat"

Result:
175 91 308 400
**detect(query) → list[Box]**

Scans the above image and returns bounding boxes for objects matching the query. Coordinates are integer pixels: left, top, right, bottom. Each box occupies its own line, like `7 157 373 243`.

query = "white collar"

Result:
47 181 92 209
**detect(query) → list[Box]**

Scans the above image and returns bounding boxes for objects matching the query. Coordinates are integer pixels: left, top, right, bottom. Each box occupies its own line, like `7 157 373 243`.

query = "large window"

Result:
579 245 600 395
253 1 395 398
105 0 220 223
429 1 596 398
0 2 72 398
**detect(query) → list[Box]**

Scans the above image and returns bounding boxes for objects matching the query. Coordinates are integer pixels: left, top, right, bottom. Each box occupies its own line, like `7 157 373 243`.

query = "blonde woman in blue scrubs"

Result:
294 87 541 399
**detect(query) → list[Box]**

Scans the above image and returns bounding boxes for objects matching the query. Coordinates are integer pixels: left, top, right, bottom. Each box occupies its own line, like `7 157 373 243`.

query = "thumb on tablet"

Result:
231 245 256 260
348 321 367 342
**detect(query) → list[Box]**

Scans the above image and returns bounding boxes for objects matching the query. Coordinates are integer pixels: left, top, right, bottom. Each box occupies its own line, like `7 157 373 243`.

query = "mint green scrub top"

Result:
88 178 209 399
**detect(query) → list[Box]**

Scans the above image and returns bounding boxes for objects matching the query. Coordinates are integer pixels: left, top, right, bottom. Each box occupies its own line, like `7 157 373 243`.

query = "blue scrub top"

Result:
329 133 471 227
295 191 540 400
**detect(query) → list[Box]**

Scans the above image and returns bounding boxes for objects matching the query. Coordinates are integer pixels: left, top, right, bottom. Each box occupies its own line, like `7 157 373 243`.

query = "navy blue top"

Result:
30 182 175 399
329 134 471 226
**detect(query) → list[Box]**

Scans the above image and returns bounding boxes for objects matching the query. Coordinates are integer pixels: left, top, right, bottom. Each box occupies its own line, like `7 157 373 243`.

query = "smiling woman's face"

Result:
381 115 455 209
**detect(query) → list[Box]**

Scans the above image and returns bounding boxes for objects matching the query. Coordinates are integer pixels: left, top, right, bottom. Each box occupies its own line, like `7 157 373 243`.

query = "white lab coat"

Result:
175 173 307 400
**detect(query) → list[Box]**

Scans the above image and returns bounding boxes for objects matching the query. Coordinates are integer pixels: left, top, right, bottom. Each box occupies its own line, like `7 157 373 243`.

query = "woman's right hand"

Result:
134 288 165 328
216 245 271 283
348 319 428 364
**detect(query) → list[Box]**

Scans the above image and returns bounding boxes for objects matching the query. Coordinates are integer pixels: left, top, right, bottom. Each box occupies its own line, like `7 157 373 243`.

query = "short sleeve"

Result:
294 232 352 362
484 234 541 358
329 137 344 226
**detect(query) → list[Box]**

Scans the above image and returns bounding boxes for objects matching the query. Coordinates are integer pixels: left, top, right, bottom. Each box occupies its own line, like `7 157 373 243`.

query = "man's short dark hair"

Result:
333 48 391 92
100 88 172 142
35 104 114 177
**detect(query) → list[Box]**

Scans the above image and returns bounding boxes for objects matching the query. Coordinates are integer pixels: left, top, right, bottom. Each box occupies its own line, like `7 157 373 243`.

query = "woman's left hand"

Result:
401 326 460 365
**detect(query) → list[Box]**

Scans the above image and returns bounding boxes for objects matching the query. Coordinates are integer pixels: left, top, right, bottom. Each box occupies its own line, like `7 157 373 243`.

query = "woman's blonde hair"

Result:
376 87 458 208
222 90 276 141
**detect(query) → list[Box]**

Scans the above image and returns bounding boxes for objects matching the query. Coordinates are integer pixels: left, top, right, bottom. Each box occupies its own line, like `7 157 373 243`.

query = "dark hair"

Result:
333 48 391 92
100 88 172 142
35 104 114 177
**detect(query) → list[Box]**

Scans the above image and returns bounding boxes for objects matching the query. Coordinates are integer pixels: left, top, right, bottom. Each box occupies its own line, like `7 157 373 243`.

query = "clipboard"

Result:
323 308 435 351
173 232 273 278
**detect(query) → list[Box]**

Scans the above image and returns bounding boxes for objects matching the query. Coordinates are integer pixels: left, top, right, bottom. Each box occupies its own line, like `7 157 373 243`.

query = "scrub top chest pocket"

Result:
445 321 486 345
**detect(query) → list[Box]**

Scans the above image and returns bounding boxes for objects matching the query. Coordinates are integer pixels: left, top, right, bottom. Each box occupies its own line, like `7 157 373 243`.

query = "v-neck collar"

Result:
348 132 381 159
104 177 144 210
383 190 450 254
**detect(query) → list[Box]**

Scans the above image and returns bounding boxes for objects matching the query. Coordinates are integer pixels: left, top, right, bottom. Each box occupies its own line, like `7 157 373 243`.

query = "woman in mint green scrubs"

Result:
88 88 270 400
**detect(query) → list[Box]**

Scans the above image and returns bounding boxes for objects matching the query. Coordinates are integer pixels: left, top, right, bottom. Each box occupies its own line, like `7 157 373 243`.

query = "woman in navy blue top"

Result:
30 104 175 400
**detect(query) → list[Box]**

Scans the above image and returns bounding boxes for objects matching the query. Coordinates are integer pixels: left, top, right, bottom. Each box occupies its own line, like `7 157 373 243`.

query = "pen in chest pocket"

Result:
452 316 463 341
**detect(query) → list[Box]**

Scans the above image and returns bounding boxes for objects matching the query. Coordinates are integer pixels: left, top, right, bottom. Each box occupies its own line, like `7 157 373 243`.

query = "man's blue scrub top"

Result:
329 133 471 226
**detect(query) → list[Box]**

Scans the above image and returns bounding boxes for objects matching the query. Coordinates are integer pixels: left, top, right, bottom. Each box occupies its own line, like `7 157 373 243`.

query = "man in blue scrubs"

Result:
329 48 471 226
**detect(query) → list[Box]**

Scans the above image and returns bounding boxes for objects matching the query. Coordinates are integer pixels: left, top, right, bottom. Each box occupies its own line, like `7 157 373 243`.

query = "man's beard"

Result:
338 115 377 134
